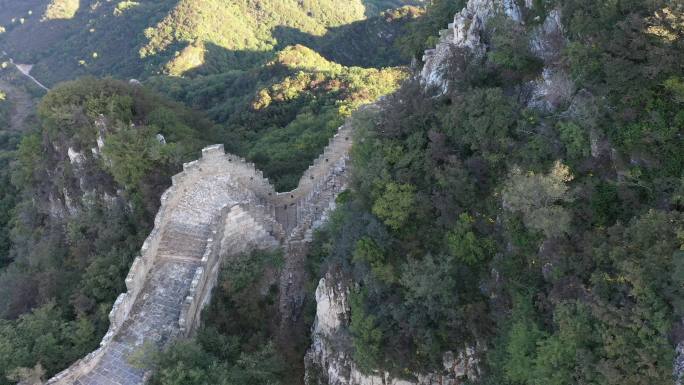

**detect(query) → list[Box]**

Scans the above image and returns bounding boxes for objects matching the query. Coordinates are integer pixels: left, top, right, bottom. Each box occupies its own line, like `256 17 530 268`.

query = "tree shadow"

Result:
271 14 413 68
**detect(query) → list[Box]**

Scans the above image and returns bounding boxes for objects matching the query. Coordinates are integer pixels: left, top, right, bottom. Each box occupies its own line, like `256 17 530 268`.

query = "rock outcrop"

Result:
676 339 684 385
304 275 480 385
421 0 573 111
421 0 523 88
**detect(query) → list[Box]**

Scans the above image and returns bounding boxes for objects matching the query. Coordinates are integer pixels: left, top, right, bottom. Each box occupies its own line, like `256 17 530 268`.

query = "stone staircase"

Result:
157 223 212 263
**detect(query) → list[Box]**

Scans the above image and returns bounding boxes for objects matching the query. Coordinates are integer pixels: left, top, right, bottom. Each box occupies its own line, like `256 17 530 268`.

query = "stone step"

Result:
157 238 207 257
158 254 206 263
156 222 211 259
162 224 212 240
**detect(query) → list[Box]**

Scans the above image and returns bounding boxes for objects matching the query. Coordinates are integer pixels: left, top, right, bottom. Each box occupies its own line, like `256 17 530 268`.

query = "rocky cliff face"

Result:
44 110 173 225
305 1 573 383
304 275 480 385
421 0 573 111
45 114 127 221
421 0 522 88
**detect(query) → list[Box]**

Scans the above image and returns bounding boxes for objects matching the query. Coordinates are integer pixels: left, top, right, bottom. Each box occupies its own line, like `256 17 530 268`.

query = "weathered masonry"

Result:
46 117 356 385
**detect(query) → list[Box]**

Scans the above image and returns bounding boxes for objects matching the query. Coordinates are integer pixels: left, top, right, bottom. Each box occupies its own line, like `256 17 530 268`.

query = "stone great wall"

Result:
46 116 356 385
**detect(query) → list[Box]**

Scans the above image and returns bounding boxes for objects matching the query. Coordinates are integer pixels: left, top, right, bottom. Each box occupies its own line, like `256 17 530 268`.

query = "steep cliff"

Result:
421 0 572 110
0 78 218 380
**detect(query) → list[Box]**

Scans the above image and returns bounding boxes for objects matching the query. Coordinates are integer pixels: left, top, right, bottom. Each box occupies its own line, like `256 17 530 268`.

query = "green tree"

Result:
353 237 395 283
557 121 590 159
372 182 416 231
503 295 545 384
502 161 574 237
445 87 517 164
349 289 384 372
487 15 542 76
446 213 495 266
102 123 172 188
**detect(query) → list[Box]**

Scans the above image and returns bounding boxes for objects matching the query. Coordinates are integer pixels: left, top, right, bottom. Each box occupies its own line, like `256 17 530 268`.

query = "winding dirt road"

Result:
11 61 50 91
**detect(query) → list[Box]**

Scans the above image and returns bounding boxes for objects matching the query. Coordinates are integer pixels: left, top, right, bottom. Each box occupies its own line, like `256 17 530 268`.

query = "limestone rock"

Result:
529 9 565 62
527 67 574 111
422 1 574 113
67 147 85 165
421 0 524 89
675 338 684 385
305 275 480 385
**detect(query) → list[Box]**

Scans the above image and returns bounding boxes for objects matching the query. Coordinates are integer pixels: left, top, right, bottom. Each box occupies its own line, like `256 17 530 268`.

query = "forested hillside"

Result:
0 0 683 384
305 0 684 383
149 45 406 189
0 0 419 85
0 59 404 385
0 78 219 383
0 0 413 382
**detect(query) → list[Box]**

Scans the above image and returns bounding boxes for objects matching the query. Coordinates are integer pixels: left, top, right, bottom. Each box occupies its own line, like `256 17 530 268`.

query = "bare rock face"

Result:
304 276 480 385
41 115 125 222
67 147 86 165
421 0 574 112
421 0 523 89
525 8 575 111
529 9 564 62
527 67 574 111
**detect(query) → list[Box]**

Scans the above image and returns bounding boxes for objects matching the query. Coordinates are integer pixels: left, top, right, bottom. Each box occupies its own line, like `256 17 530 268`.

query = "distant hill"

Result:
0 0 421 86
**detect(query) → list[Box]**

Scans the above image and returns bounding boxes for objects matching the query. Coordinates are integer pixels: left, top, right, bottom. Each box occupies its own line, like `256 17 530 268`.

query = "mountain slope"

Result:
0 0 420 85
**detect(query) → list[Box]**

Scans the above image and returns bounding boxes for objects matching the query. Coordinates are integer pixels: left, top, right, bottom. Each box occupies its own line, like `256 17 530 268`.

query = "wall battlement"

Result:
46 107 363 385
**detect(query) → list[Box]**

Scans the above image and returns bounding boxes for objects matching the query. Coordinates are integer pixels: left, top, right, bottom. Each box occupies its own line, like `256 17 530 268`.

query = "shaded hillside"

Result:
0 0 420 86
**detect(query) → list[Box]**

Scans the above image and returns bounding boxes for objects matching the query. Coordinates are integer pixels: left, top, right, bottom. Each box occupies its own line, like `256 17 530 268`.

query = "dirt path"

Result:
0 79 34 131
12 62 50 91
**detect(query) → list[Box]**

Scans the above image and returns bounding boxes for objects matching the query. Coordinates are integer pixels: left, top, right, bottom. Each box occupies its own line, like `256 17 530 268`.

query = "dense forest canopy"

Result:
304 0 684 384
0 0 682 384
